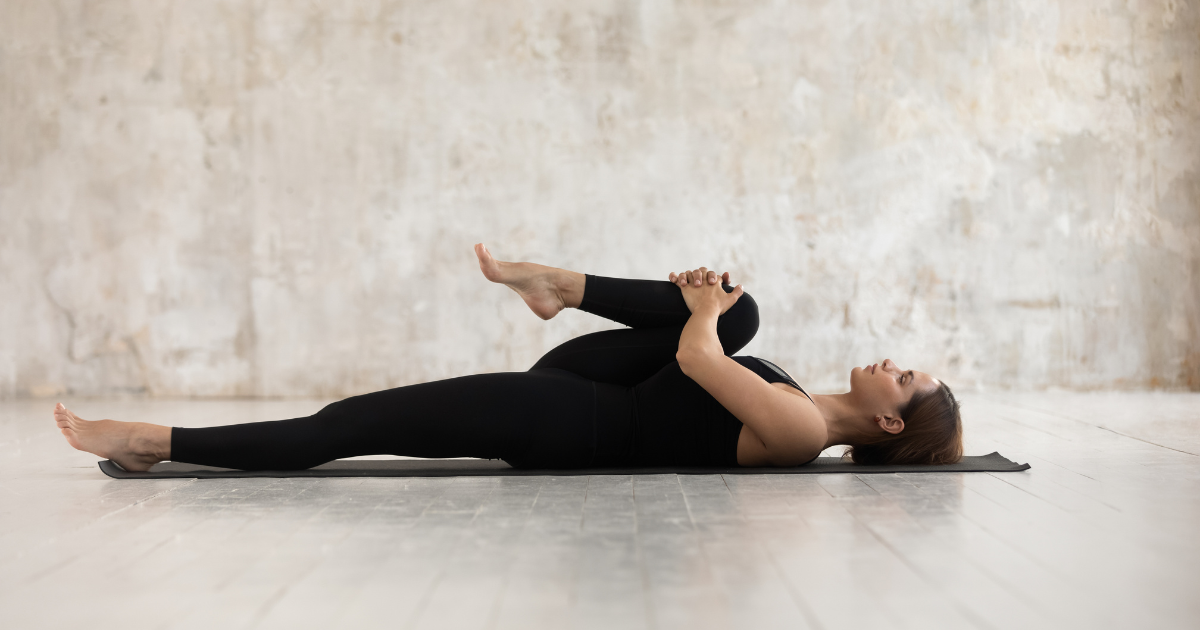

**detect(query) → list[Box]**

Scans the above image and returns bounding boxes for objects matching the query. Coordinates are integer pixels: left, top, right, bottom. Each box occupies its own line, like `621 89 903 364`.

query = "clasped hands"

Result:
668 267 743 315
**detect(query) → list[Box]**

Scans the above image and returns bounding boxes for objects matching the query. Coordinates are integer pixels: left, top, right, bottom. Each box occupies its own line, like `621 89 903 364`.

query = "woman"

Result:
53 243 962 472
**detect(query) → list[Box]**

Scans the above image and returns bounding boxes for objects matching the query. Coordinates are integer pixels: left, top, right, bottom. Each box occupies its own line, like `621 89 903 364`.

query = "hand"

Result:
671 266 743 315
669 268 730 287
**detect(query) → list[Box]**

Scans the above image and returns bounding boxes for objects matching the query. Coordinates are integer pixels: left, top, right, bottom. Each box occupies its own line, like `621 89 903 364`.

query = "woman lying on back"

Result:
54 244 961 472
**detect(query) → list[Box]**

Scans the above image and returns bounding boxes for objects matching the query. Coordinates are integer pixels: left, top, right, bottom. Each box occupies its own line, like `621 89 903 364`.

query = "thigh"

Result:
323 370 601 467
529 327 682 387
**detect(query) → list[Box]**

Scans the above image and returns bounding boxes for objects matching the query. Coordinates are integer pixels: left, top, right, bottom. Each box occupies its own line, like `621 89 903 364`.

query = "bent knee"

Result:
716 287 759 352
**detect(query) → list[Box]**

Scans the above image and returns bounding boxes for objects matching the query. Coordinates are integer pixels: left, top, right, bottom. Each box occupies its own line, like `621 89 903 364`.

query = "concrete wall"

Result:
2 0 1197 398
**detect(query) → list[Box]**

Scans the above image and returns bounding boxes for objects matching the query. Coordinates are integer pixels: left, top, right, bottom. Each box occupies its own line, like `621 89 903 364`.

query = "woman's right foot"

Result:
474 243 582 320
53 403 170 472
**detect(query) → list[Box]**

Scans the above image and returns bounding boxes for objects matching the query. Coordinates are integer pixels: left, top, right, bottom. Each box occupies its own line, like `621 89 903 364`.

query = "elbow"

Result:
676 346 715 374
676 348 695 374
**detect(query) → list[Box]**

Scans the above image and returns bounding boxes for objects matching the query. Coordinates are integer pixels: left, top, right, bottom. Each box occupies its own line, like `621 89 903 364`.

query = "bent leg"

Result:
170 370 607 471
577 275 696 328
531 276 760 386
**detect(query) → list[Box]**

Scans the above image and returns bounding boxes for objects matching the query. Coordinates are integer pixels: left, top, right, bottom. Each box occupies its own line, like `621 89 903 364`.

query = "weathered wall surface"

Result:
1 0 1197 398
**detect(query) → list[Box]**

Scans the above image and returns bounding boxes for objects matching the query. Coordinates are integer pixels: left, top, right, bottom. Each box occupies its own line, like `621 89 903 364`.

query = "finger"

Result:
693 268 703 286
728 284 744 304
669 272 677 283
722 271 730 285
707 270 717 284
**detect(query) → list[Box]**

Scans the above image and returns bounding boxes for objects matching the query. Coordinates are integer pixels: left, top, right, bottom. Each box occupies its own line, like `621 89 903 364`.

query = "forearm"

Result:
676 305 724 367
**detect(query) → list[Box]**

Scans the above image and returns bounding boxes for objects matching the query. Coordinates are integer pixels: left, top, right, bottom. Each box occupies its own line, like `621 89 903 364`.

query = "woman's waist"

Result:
630 367 743 466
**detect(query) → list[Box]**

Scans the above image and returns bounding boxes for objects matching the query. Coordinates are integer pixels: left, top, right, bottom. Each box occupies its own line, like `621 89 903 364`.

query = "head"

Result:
843 359 962 465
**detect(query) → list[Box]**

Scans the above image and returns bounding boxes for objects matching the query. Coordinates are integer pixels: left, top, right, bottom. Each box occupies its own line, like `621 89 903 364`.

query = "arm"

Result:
674 271 824 465
676 303 724 362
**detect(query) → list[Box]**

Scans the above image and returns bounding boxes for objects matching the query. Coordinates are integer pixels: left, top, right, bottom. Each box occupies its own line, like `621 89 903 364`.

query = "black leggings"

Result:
170 275 759 470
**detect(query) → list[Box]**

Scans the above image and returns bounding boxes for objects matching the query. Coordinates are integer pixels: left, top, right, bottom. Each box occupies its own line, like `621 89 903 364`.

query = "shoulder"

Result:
737 420 825 467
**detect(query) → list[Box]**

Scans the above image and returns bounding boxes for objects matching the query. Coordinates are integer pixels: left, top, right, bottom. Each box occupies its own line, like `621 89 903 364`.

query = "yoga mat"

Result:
98 452 1029 479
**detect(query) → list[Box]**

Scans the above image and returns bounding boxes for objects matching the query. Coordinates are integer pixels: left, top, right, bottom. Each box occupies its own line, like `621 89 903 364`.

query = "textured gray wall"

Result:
2 1 1198 398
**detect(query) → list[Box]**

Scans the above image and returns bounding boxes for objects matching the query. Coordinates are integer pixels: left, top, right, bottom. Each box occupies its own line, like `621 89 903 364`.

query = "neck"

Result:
812 393 870 450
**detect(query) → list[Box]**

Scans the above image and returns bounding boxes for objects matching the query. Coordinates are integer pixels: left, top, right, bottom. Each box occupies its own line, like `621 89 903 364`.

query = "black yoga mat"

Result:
98 452 1029 479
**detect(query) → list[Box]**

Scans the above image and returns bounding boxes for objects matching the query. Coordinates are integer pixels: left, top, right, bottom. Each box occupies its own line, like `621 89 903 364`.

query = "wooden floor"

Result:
2 392 1198 630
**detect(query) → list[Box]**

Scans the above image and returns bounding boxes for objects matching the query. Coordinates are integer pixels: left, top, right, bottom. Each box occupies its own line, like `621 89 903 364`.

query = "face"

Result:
849 359 940 431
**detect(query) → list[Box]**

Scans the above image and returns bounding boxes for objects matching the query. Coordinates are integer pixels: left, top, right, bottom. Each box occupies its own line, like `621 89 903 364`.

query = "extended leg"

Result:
168 370 604 471
56 370 626 472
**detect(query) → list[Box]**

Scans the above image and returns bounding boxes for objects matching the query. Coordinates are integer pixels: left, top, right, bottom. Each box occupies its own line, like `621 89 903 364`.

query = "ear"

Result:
875 414 905 435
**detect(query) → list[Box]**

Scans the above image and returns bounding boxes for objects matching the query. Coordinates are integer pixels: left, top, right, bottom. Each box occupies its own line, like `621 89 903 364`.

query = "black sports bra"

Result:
732 356 815 405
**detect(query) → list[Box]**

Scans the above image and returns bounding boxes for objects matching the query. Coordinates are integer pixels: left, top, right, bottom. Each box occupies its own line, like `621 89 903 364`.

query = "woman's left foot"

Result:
52 403 169 472
474 243 575 320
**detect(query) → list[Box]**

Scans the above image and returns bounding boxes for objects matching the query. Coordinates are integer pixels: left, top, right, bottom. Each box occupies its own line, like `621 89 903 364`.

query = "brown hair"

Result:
843 381 963 465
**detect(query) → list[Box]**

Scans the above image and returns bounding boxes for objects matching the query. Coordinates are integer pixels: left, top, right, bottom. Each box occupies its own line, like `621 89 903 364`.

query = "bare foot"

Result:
474 243 582 320
53 403 170 472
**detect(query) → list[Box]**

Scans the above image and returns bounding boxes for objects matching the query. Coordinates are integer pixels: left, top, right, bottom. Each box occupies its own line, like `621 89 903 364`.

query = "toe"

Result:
59 409 83 427
476 244 505 282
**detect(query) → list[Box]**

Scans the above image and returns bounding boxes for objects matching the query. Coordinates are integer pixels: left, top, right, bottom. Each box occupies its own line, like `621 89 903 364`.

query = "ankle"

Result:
557 269 585 309
130 423 171 461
